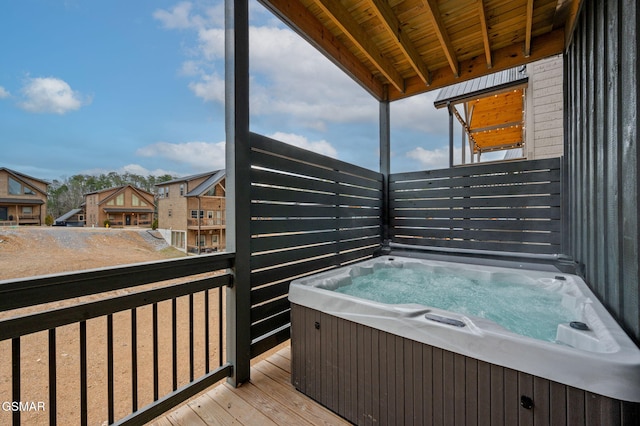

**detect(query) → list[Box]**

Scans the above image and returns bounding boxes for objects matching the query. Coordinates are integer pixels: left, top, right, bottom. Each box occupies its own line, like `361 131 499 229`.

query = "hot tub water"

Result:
334 264 577 342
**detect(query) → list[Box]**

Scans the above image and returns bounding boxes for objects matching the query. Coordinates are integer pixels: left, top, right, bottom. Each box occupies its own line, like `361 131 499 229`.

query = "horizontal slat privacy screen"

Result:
390 157 562 255
249 133 383 356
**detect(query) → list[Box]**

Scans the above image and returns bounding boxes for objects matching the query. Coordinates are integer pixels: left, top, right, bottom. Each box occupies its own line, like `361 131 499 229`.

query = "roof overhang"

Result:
259 0 583 101
0 198 45 205
103 208 154 214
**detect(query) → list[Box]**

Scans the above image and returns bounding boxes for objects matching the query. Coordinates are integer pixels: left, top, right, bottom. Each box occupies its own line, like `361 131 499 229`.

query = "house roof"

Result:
55 208 83 222
0 167 50 186
433 67 528 108
85 185 155 206
260 0 583 101
158 171 222 186
185 170 226 197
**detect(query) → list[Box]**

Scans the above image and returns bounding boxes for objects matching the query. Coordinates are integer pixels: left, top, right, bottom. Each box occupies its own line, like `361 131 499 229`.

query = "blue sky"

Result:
0 0 457 181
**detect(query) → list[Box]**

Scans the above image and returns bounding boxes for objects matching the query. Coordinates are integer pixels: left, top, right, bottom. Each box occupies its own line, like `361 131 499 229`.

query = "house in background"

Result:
84 185 155 227
434 55 563 165
0 167 49 226
156 170 226 254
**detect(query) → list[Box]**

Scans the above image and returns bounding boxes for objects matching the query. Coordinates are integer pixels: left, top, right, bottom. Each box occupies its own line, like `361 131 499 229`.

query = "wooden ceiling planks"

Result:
259 0 580 101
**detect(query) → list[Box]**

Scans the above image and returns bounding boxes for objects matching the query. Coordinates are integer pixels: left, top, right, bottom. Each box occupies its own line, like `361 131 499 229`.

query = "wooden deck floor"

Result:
151 346 351 426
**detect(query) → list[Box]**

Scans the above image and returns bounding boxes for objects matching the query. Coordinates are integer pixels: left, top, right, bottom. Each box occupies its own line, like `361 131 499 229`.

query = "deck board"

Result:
152 345 350 426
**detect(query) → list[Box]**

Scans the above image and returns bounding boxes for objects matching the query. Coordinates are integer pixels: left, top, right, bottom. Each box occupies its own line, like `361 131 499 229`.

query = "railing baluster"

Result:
152 303 159 401
189 293 194 382
205 289 210 373
49 329 57 426
131 308 138 412
219 287 223 367
172 298 177 391
12 337 20 426
80 321 88 426
107 314 114 424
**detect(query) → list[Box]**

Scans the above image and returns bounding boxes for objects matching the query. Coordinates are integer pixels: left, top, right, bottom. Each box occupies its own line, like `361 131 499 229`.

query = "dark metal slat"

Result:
391 182 560 200
152 303 159 401
131 309 138 412
189 293 195 382
391 195 559 209
80 321 87 426
205 289 210 373
12 337 20 426
172 298 178 391
391 207 561 220
48 329 57 426
107 314 114 424
391 217 562 232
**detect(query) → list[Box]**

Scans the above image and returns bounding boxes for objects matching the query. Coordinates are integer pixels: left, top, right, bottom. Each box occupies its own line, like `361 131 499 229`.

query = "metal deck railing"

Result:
0 253 234 425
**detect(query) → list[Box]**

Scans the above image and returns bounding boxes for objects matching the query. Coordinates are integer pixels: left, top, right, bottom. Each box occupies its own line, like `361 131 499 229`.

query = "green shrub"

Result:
45 214 54 226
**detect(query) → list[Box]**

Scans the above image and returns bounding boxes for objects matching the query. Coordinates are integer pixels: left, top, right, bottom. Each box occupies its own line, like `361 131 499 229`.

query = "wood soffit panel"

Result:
259 0 582 101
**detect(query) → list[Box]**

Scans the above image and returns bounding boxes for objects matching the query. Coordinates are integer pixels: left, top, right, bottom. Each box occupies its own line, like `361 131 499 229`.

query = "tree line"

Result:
47 172 175 219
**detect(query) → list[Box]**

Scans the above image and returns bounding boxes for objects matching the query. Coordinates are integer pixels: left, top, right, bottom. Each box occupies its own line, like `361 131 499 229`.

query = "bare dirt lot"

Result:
0 226 182 280
0 227 224 426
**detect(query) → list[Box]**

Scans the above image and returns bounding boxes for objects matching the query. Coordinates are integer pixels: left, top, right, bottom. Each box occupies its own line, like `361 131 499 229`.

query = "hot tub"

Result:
289 254 640 425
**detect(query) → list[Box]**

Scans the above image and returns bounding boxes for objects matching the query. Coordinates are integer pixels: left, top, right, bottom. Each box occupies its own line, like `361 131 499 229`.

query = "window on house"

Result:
107 199 115 206
205 186 217 196
22 206 32 215
207 211 213 219
199 235 206 246
140 199 147 206
212 235 218 243
191 210 198 219
180 184 184 196
158 187 165 199
8 177 21 195
132 194 140 206
116 194 124 206
23 187 35 195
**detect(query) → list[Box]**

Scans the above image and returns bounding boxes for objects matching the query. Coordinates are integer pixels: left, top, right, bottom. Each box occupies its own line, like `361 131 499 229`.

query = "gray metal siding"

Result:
566 0 640 344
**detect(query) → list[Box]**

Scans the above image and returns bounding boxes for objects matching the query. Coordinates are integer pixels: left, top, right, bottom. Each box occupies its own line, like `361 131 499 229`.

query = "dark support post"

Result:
447 101 454 167
380 86 391 246
225 0 251 386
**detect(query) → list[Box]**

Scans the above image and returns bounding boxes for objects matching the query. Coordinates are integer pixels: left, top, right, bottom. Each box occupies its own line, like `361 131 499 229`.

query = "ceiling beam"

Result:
312 0 405 93
477 0 492 68
365 0 431 85
524 0 534 57
422 0 459 77
390 28 565 101
258 0 385 99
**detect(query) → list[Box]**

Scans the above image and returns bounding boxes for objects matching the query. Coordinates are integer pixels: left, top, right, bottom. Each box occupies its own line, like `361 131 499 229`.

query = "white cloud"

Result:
136 140 226 170
0 86 10 98
154 4 377 130
406 146 456 170
188 73 224 103
391 91 448 134
19 77 89 114
269 132 338 158
153 2 195 29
